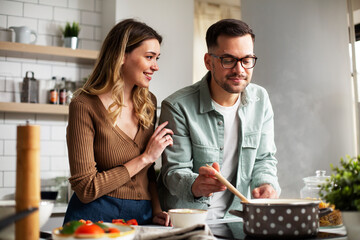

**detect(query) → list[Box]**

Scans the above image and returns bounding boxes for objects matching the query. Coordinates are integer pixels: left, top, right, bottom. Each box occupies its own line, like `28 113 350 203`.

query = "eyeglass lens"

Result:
222 56 256 69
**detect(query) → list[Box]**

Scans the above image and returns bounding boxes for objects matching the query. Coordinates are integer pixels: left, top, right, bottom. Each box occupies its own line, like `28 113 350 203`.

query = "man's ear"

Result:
204 53 212 71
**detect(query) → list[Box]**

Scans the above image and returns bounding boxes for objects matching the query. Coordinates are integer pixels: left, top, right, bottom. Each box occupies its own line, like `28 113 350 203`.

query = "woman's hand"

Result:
152 211 171 226
143 121 173 164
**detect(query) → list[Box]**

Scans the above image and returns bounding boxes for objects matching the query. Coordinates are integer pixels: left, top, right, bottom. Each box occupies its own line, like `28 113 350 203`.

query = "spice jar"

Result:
300 170 329 199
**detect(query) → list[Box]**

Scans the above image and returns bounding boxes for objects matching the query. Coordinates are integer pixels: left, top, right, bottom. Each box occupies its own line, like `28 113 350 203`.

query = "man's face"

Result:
205 34 255 95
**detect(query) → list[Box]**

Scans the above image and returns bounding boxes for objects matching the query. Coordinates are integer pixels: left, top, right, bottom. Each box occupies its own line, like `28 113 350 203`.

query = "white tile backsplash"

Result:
4 140 16 156
69 0 95 11
54 7 80 23
81 11 101 26
0 140 3 155
0 61 21 77
24 3 53 20
0 172 3 187
40 141 66 156
3 171 16 187
51 157 69 171
78 25 94 39
4 112 35 124
39 0 67 8
51 125 66 140
0 124 17 139
0 156 16 171
7 16 37 31
22 63 52 80
0 76 5 91
0 0 23 16
0 15 7 28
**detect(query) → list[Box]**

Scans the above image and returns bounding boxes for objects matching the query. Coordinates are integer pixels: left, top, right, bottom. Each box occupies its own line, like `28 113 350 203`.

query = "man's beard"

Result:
215 73 249 94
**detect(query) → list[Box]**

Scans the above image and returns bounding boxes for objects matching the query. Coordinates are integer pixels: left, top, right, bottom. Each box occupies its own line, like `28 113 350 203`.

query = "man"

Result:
158 19 281 219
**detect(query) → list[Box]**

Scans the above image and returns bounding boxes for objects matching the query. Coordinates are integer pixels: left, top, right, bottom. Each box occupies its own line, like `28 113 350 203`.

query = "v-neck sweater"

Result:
66 93 156 204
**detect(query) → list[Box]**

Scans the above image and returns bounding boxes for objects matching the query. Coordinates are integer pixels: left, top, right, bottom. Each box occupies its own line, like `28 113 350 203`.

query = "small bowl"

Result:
168 209 208 228
0 200 54 239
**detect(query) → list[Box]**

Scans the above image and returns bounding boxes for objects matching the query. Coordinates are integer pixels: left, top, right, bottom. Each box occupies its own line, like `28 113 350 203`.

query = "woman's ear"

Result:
204 53 212 71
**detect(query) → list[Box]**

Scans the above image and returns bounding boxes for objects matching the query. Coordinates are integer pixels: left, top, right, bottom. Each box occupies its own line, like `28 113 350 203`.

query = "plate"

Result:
320 224 344 229
52 223 135 240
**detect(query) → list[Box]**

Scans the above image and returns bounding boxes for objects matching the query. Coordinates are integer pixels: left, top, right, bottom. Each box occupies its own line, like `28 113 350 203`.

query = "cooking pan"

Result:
229 199 332 239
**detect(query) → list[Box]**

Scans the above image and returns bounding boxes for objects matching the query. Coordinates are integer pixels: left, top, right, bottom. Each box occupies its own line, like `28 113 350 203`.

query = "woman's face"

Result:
121 39 161 89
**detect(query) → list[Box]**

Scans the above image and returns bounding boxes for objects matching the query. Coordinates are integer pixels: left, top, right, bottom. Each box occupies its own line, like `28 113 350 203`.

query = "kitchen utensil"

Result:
229 198 333 239
0 27 15 42
206 164 249 203
0 207 38 231
9 26 37 44
21 71 39 103
0 200 54 240
168 209 208 228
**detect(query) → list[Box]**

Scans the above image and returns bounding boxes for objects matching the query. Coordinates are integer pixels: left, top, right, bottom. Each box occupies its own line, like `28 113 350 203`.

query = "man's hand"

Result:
252 184 278 198
191 162 226 198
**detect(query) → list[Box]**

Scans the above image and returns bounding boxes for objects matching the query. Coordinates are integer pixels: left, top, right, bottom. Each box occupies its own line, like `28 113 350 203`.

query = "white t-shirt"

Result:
207 96 240 220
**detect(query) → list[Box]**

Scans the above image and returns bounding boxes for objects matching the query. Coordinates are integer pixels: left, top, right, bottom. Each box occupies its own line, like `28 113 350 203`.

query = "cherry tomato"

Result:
108 227 120 233
74 224 105 237
126 219 138 225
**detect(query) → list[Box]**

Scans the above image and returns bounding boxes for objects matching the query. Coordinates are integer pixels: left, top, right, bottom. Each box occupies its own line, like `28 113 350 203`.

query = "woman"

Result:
63 19 173 226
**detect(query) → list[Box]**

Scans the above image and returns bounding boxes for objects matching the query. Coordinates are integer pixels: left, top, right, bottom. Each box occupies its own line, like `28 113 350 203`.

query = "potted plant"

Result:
320 155 360 239
62 22 80 49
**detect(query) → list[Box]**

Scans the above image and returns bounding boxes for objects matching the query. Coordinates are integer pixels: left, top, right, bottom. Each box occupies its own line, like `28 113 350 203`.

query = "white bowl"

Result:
168 208 208 228
0 200 54 240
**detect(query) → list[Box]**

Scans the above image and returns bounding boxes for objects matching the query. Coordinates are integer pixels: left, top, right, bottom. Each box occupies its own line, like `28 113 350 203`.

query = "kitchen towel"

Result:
134 224 215 240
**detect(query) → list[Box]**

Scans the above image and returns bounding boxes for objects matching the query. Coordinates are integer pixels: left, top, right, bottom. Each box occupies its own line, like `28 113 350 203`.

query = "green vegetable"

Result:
319 155 360 211
60 221 84 235
63 22 80 37
94 222 109 231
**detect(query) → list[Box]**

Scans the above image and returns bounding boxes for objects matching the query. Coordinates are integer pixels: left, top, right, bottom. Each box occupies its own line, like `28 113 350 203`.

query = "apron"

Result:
63 193 152 225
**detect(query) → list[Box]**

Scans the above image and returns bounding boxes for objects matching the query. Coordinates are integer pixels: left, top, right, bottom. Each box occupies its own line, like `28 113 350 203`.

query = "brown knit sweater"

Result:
66 93 157 204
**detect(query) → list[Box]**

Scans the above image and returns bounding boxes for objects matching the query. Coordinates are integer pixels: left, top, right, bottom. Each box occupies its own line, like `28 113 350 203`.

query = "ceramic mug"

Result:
9 26 37 44
0 27 15 42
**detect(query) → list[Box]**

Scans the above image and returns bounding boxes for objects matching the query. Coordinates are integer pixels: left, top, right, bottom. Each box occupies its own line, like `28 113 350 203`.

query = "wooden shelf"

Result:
0 41 98 64
0 102 68 115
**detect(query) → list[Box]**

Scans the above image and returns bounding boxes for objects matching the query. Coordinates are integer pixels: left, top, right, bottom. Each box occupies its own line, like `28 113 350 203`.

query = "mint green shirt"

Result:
158 73 281 217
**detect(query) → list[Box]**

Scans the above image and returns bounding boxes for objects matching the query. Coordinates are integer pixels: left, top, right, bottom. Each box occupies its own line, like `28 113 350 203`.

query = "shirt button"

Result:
218 121 223 126
132 177 136 182
137 193 141 197
220 146 224 151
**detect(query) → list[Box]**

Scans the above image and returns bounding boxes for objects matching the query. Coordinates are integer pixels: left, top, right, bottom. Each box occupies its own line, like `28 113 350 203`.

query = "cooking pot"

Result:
229 199 332 239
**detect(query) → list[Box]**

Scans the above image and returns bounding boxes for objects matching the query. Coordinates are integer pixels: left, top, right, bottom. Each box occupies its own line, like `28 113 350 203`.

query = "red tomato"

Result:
108 227 120 233
74 224 105 236
112 219 126 224
126 219 138 225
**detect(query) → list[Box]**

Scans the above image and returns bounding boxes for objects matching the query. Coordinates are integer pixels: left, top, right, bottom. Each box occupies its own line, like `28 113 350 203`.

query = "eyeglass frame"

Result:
208 53 258 69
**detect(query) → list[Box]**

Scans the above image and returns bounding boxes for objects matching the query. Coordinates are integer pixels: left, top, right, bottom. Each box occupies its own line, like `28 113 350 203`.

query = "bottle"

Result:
300 170 329 199
49 89 58 104
59 89 67 105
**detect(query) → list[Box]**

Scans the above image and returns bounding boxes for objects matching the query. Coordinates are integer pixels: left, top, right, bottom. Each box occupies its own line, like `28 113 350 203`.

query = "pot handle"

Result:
229 209 245 219
319 207 333 218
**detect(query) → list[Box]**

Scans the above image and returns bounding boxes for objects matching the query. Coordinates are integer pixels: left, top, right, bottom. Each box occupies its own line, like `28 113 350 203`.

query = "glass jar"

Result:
300 170 329 199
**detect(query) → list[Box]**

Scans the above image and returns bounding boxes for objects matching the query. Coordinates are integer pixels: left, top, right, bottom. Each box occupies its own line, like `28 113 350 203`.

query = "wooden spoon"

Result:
206 164 250 203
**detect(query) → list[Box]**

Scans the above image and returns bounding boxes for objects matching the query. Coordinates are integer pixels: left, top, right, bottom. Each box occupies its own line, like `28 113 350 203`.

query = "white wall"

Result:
106 0 195 106
242 0 356 198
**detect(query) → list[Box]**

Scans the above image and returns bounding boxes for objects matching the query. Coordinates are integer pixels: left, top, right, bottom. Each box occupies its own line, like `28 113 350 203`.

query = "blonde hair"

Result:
77 19 162 128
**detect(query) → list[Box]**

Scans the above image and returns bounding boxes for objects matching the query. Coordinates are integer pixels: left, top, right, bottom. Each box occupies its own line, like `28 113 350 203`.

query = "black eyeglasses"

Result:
209 53 257 69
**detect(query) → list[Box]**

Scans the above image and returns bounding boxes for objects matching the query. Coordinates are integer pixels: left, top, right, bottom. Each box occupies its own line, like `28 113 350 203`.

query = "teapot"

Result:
9 26 37 44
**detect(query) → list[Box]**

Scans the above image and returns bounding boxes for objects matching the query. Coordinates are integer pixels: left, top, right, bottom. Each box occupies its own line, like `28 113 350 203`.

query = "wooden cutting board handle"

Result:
15 123 40 240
